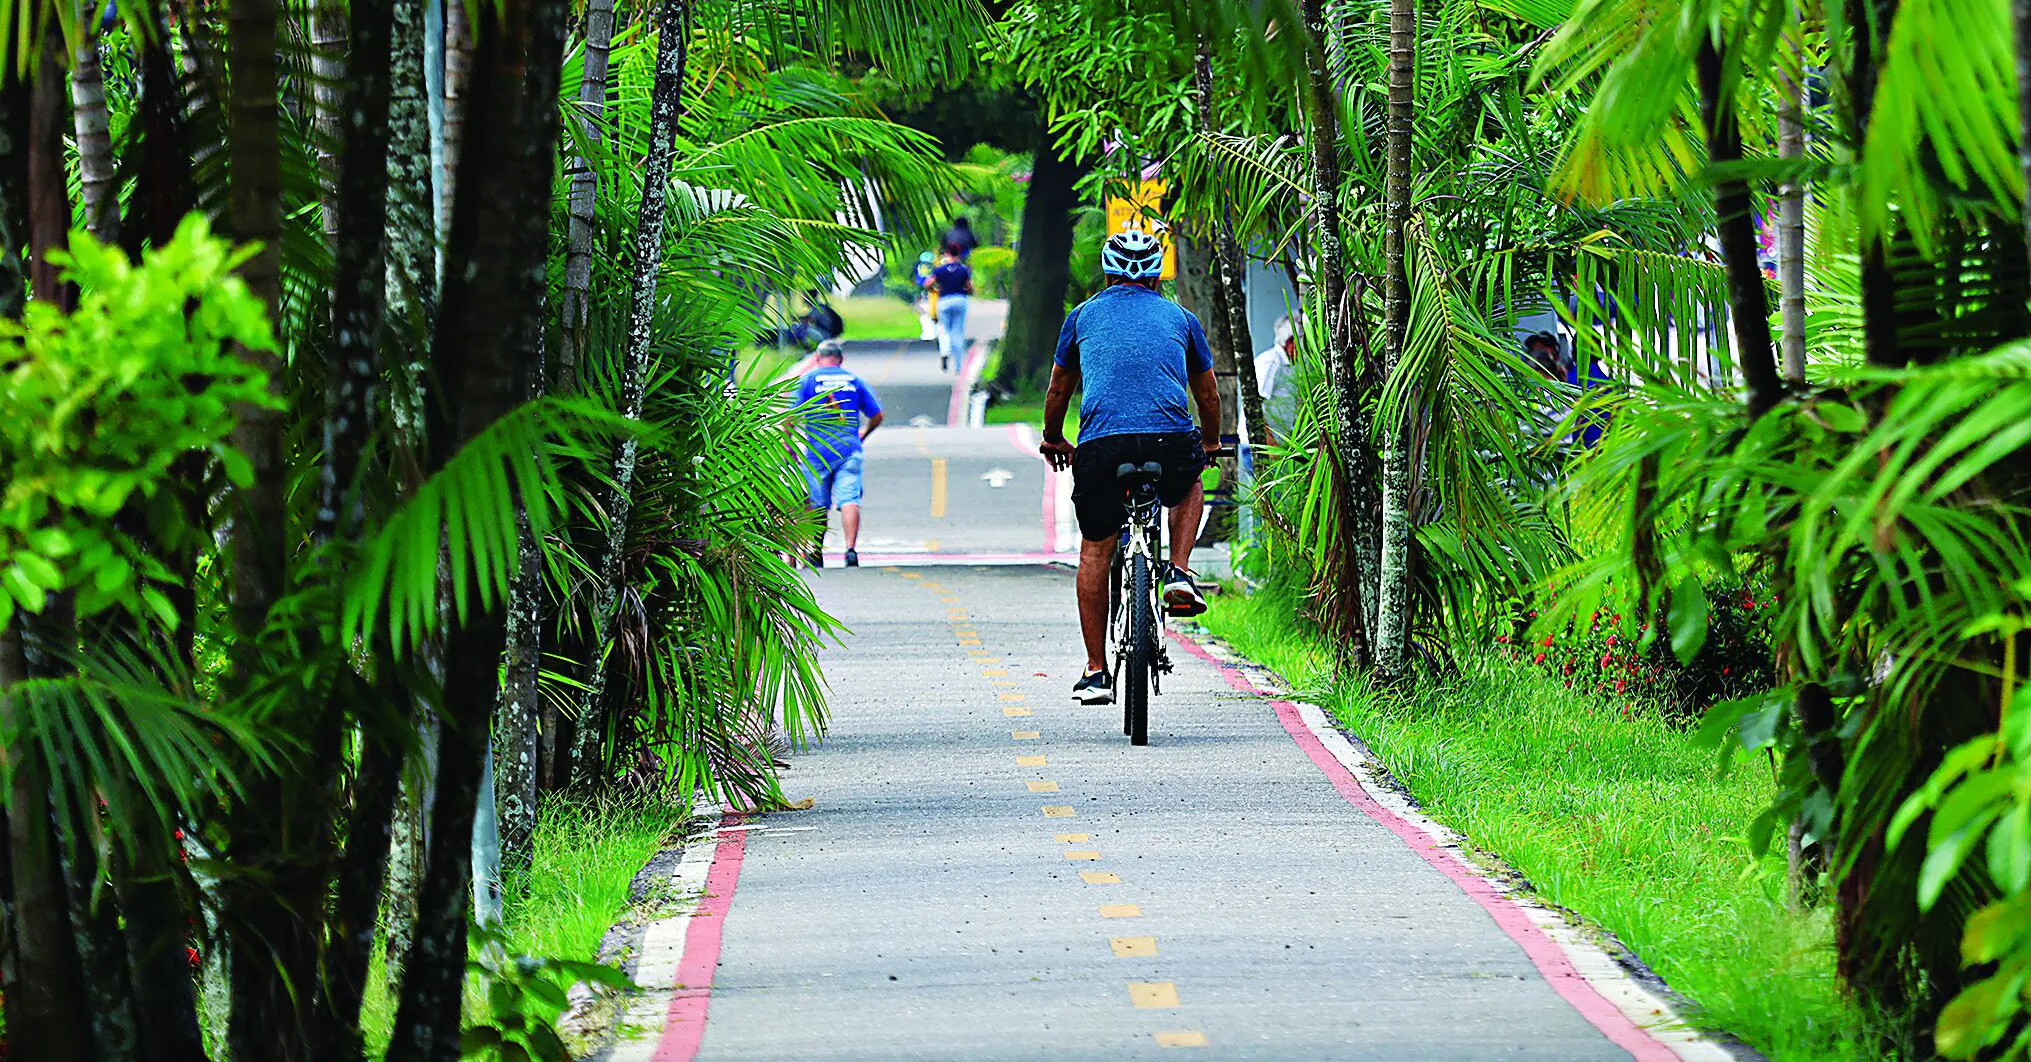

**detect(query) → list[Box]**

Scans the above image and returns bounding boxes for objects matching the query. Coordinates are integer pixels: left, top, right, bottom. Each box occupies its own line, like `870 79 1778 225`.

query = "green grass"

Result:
1197 585 1876 1062
836 294 927 341
360 796 691 1050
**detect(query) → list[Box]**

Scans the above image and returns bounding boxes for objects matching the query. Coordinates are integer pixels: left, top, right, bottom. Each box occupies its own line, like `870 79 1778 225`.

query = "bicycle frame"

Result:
1108 469 1172 743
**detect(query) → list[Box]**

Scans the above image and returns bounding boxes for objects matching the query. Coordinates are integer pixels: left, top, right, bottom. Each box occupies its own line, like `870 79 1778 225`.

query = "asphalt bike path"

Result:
674 566 1692 1060
608 338 1724 1060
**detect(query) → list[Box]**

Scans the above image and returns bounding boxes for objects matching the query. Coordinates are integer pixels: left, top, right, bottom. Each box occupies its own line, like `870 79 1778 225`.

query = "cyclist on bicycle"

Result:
1040 229 1222 706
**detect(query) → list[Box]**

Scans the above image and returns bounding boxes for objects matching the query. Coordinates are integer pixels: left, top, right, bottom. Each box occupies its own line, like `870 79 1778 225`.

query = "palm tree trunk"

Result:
72 28 120 245
559 0 618 382
572 0 692 790
1373 0 1418 682
1 624 93 1059
1299 0 1372 668
1696 39 1781 416
109 834 207 1062
27 29 69 307
311 0 397 1050
222 0 309 1055
1777 32 1808 384
386 0 568 1050
310 0 347 242
1190 47 1266 450
389 0 437 423
497 501 543 876
995 123 1083 393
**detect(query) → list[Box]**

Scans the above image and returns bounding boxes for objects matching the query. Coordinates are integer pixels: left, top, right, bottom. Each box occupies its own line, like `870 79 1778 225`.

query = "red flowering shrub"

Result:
1500 589 1774 720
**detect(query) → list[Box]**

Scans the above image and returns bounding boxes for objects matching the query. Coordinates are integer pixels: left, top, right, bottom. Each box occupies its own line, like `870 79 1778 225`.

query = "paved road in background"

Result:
657 344 1690 1060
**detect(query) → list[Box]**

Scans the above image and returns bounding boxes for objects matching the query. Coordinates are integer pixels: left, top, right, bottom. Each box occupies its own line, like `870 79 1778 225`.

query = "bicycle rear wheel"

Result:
1125 552 1152 746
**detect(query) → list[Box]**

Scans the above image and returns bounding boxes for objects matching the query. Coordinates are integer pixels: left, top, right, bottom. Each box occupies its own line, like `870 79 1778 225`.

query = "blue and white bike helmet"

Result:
1101 229 1165 280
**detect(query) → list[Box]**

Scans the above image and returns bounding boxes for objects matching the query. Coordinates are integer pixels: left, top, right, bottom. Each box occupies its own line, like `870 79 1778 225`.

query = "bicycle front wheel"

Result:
1125 552 1152 746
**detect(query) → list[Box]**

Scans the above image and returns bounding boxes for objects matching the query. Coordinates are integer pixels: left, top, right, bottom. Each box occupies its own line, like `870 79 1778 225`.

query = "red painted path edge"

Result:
1168 630 1681 1062
649 818 750 1062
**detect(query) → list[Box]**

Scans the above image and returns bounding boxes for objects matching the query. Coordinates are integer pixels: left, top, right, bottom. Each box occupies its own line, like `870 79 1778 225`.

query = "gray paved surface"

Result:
715 323 1628 1058
697 570 1631 1060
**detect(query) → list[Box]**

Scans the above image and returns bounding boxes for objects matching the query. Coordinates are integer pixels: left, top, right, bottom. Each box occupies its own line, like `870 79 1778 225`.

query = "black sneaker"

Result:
1072 668 1113 705
844 549 860 567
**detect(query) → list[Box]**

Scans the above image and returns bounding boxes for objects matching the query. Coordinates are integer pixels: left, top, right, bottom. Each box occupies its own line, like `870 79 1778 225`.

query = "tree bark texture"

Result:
109 835 208 1062
436 0 472 275
388 0 437 436
573 0 691 790
497 500 543 876
1373 0 1417 682
0 55 27 318
1 624 93 1059
133 7 190 253
1696 40 1782 416
223 0 310 1055
995 125 1082 394
386 0 567 1050
1777 34 1808 384
310 0 348 243
321 702 402 1059
1850 0 1902 370
27 33 69 307
1300 0 1372 669
1191 46 1265 449
559 0 618 383
72 28 120 245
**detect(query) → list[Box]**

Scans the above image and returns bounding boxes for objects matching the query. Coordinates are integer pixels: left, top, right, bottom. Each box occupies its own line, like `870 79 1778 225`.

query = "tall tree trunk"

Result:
72 28 120 245
1373 0 1418 681
1193 47 1267 450
1299 0 1372 668
310 0 397 1051
388 0 437 434
572 0 692 790
386 0 568 1050
0 625 93 1059
27 31 69 308
110 834 208 1062
1696 40 1781 415
994 123 1082 393
222 0 309 1055
559 0 618 383
497 501 543 876
311 0 348 242
1777 32 1808 384
1850 0 1902 370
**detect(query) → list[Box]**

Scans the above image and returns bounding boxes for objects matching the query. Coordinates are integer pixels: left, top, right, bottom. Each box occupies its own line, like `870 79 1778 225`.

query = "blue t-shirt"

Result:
1053 284 1213 441
796 365 882 470
932 262 971 297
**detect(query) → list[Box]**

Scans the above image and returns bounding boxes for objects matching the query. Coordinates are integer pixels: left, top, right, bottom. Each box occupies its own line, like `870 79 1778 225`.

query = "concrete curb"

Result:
1170 628 1762 1062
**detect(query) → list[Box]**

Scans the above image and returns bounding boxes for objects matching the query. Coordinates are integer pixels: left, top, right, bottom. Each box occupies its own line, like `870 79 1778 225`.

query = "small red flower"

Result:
1533 652 1546 664
1599 653 1613 668
187 947 201 968
1615 679 1627 692
1542 635 1554 648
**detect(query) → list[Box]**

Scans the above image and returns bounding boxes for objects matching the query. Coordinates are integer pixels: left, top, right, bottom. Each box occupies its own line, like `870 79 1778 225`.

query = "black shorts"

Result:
1071 430 1206 542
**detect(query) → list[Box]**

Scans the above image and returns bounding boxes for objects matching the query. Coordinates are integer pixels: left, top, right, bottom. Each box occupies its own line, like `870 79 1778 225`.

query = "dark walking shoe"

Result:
844 548 860 567
808 549 824 569
1072 668 1114 705
1163 566 1207 617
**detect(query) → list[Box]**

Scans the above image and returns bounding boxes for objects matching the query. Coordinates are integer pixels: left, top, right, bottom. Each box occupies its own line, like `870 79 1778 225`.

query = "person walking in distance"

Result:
1252 316 1302 447
1039 230 1221 705
943 215 980 259
932 244 973 373
796 340 884 567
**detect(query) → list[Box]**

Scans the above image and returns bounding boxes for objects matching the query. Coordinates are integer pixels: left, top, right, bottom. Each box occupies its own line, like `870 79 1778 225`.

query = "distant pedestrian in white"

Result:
1252 316 1302 445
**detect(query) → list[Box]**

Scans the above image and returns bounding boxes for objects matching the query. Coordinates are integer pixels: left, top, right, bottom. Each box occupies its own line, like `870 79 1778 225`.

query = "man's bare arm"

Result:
1043 364 1078 441
1189 368 1222 450
861 410 884 440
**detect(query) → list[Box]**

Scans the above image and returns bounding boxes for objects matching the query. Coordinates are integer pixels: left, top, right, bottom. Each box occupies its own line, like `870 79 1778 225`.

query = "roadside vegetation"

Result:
1202 586 1869 1060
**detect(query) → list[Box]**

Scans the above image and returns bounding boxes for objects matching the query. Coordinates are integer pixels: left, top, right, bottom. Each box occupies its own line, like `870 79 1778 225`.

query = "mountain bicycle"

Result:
1104 446 1231 745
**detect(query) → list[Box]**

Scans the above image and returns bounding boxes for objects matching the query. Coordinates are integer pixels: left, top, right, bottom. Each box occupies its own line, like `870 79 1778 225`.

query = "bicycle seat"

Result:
1115 461 1163 484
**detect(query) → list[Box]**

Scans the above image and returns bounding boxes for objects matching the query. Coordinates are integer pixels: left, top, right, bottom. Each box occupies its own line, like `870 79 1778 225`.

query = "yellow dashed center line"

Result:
1054 833 1088 842
1042 805 1074 817
1063 850 1101 860
1013 730 1041 740
1026 781 1060 793
1004 707 1032 717
1098 904 1142 918
1154 1031 1208 1048
1017 756 1047 767
1080 870 1120 883
1128 982 1180 1008
981 669 1009 676
930 458 948 518
998 693 1026 702
1111 936 1158 957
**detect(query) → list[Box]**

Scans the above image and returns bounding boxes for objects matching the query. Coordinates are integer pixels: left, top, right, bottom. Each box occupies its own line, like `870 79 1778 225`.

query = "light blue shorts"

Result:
807 452 865 510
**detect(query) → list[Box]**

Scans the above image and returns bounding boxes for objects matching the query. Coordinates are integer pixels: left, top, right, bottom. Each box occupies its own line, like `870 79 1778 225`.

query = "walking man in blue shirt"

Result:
796 340 884 567
1039 231 1222 704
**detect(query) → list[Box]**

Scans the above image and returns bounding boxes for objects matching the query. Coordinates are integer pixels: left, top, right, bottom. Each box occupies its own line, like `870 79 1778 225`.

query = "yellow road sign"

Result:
1103 178 1176 280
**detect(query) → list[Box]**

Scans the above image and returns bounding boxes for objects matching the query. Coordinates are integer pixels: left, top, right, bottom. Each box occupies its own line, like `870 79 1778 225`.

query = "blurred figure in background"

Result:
943 215 979 259
912 250 938 341
1252 316 1301 446
932 244 973 373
